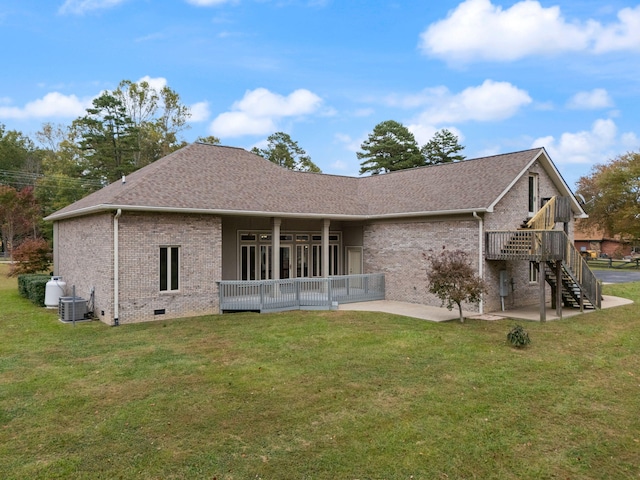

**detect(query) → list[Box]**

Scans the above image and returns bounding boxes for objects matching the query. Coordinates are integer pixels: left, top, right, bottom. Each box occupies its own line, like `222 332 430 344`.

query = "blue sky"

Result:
1 0 640 189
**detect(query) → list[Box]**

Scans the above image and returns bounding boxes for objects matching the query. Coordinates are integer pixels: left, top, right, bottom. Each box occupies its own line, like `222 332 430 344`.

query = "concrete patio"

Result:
338 295 633 322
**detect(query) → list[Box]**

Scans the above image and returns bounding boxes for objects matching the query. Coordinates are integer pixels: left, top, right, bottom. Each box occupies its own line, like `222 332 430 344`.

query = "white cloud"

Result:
406 124 439 146
594 5 640 53
185 0 236 6
210 112 275 137
0 92 89 120
209 88 323 137
532 118 619 164
58 0 127 15
233 88 321 117
408 80 531 126
407 125 464 147
334 133 363 153
136 75 168 92
189 101 210 122
419 0 640 63
621 132 640 149
567 88 613 110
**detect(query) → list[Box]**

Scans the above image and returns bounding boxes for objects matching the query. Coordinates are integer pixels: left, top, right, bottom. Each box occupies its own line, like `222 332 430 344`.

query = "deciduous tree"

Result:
0 186 41 258
115 79 191 164
9 238 52 276
252 132 321 172
424 248 486 323
0 124 41 187
358 120 423 175
576 152 640 240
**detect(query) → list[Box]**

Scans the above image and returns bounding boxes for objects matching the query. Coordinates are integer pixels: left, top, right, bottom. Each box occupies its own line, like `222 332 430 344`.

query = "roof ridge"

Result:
362 147 543 178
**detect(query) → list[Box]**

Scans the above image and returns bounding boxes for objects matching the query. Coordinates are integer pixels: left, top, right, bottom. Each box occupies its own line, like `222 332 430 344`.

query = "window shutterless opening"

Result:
160 246 179 291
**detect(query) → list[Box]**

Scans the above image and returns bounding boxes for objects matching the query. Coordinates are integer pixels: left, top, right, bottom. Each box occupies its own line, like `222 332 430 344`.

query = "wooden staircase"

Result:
527 197 600 310
544 261 598 310
486 196 601 311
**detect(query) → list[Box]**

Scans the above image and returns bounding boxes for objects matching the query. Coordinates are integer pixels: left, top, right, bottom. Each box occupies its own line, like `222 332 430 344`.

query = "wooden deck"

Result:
218 274 385 313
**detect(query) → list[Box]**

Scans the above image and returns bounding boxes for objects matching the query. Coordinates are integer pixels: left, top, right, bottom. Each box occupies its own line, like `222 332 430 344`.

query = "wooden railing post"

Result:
539 261 546 322
555 260 563 318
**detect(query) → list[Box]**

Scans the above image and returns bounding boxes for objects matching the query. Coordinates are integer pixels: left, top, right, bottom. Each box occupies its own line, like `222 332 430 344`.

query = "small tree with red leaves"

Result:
9 238 52 277
424 248 486 323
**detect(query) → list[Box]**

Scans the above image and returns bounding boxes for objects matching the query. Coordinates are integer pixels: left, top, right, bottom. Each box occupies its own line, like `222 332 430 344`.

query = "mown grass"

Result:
1 264 639 479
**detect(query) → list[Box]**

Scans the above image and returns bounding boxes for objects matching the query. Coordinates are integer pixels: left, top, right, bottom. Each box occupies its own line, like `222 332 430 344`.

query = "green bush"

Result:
507 324 531 348
17 274 51 307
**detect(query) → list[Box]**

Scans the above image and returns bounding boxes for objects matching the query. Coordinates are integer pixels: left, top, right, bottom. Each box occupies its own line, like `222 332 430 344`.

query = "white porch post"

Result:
272 218 281 280
322 218 330 278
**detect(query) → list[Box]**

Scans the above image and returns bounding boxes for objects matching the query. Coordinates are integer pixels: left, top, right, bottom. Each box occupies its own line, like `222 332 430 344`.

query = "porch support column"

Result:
539 261 546 322
272 218 281 280
322 219 330 278
555 260 563 319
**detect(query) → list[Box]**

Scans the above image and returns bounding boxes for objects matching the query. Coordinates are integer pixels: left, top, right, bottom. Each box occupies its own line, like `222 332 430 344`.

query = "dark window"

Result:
160 246 179 291
528 175 537 214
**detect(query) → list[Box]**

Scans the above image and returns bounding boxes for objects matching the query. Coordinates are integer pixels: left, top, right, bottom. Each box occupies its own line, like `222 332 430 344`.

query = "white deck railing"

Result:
218 274 385 313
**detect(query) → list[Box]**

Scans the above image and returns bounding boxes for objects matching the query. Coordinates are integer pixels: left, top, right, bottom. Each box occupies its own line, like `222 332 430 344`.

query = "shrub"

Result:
507 324 531 348
17 274 51 307
9 238 52 277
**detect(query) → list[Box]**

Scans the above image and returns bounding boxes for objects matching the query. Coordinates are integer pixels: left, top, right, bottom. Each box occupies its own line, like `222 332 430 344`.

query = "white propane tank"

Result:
44 276 66 308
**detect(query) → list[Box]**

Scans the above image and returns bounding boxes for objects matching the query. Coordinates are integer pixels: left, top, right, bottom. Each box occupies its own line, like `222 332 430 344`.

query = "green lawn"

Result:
1 265 639 479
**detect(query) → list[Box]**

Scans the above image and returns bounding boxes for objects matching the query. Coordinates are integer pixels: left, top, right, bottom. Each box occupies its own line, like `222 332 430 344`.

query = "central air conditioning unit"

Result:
59 296 88 322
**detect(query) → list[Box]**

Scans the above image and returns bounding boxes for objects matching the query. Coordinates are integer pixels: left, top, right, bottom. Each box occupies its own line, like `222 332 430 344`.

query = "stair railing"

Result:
526 196 557 230
562 231 601 308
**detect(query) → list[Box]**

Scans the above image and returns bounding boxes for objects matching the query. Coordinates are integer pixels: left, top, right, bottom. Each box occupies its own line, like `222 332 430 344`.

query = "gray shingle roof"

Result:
45 143 571 221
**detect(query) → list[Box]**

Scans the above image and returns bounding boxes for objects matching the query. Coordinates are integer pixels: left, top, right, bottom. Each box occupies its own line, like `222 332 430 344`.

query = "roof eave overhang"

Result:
45 204 491 222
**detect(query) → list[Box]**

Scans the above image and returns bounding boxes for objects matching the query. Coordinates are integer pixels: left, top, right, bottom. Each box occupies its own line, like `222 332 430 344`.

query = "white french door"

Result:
279 246 292 279
241 245 257 280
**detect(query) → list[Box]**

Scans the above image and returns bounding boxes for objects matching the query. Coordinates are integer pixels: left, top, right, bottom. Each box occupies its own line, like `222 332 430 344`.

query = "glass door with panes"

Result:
280 246 292 279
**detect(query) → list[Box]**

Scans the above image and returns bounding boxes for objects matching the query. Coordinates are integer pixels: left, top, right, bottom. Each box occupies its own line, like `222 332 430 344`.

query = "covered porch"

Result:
221 215 365 281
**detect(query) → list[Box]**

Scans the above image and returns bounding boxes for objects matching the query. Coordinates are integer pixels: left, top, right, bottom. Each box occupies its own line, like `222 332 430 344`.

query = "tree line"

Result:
0 75 467 264
2 76 637 269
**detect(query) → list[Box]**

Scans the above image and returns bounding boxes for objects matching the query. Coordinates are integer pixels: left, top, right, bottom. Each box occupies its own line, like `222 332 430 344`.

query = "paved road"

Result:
593 269 640 283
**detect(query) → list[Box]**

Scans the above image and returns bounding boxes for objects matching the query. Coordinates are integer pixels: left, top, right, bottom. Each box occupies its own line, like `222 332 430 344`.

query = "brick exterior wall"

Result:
483 160 570 312
53 158 578 322
363 218 481 311
117 213 222 324
55 213 114 323
55 212 222 325
362 159 579 314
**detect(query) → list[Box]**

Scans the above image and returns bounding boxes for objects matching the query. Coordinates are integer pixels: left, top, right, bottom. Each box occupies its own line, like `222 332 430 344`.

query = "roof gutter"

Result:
45 204 491 222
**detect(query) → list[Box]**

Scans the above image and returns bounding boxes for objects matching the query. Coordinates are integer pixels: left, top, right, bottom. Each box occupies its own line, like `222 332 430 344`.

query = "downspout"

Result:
113 209 122 326
473 211 484 314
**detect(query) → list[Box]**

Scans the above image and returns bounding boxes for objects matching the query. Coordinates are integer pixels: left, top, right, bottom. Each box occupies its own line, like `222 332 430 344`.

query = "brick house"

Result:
574 220 633 259
46 143 591 325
